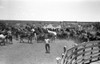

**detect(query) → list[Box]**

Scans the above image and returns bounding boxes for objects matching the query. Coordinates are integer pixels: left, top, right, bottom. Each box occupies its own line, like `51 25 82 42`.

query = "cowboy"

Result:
44 34 51 53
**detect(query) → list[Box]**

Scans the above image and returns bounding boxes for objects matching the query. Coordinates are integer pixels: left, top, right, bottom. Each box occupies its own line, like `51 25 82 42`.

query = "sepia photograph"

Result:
0 0 100 64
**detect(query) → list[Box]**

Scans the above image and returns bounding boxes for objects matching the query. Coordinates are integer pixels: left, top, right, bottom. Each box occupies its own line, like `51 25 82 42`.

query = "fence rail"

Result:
59 41 100 64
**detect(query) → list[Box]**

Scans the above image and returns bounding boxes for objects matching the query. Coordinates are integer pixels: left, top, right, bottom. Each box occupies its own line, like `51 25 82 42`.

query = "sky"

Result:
0 0 100 22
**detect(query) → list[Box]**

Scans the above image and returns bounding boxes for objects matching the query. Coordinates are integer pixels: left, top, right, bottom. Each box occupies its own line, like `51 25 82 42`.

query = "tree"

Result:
93 22 100 31
0 21 6 30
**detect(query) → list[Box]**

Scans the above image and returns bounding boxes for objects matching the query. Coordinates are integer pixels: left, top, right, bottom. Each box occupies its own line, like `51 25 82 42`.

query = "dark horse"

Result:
5 34 13 44
19 32 34 44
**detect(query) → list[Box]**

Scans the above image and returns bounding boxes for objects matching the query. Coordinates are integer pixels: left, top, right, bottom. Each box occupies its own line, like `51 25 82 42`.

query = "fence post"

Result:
89 44 93 63
98 42 100 60
62 46 67 63
75 48 77 64
64 46 67 54
82 45 85 64
62 53 65 58
73 44 78 64
61 46 68 64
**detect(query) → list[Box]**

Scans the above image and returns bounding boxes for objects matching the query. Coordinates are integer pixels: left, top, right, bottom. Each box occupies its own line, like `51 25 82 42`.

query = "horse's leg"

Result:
29 37 32 44
54 35 56 40
53 35 56 42
20 38 22 43
31 37 33 43
8 38 11 44
30 36 32 44
28 38 29 43
22 38 24 43
3 39 5 46
34 33 37 41
31 36 33 43
3 39 6 45
10 37 13 44
34 35 37 42
67 34 70 40
7 37 11 44
7 38 9 44
6 38 8 44
16 35 18 40
5 38 7 43
35 36 37 41
30 39 32 43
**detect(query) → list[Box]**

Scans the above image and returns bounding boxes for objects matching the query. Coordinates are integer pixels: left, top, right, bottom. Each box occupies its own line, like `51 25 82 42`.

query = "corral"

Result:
60 41 100 64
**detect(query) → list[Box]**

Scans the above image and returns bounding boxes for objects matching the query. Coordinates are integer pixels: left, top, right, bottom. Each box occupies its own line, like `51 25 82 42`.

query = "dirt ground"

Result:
0 39 75 64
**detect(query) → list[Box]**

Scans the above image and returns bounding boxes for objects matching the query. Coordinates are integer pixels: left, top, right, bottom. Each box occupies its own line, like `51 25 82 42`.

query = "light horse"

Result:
0 34 6 39
47 29 57 41
0 34 6 45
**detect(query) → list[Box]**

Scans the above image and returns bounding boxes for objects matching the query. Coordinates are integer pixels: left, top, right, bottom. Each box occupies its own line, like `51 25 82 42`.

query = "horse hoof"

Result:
10 43 13 44
45 51 50 53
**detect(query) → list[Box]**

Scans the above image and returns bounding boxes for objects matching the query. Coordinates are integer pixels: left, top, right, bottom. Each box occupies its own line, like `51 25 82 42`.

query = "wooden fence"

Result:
59 41 100 64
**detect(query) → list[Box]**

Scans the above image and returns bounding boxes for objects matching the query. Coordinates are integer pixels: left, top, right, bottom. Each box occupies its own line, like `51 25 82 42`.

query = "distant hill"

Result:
0 20 61 25
0 20 98 27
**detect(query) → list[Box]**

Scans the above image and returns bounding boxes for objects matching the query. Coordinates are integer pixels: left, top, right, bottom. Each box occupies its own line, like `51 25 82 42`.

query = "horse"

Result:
0 34 6 45
0 31 13 45
5 34 13 44
19 31 33 44
36 33 45 43
31 28 45 42
57 29 70 39
47 29 57 41
11 28 20 40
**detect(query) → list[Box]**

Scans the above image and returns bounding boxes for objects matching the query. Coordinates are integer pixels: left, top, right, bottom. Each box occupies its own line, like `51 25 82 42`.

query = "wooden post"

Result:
98 42 100 60
74 44 78 64
82 45 85 64
64 46 67 53
89 44 93 63
75 47 78 64
62 53 65 58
